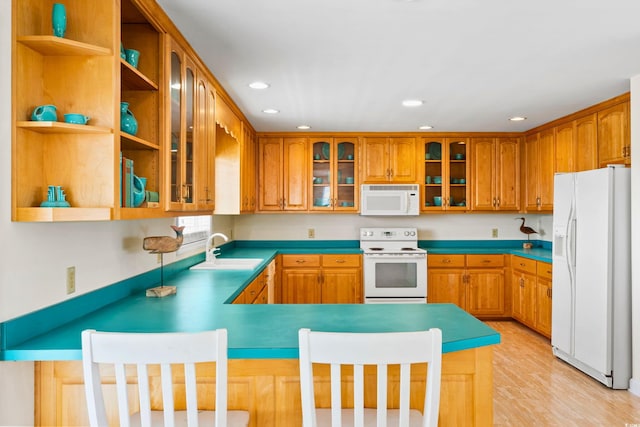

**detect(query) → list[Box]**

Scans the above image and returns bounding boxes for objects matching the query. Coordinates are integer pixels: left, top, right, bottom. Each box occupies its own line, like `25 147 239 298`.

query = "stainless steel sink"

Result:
190 258 263 270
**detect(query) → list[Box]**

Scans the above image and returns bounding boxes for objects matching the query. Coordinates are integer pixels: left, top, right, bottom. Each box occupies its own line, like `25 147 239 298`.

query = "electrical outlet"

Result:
66 266 76 294
492 228 499 238
308 228 315 238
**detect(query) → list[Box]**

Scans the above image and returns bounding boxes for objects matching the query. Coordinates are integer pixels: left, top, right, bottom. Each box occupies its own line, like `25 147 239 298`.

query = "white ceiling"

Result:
156 0 640 133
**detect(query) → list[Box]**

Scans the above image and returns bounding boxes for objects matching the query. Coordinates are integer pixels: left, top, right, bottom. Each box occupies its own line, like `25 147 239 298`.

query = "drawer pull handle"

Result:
520 263 526 267
335 259 345 263
482 260 490 264
443 259 451 264
296 259 306 264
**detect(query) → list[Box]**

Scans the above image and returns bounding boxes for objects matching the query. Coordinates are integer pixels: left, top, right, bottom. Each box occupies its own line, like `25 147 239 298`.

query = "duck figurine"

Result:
143 225 185 253
516 217 537 240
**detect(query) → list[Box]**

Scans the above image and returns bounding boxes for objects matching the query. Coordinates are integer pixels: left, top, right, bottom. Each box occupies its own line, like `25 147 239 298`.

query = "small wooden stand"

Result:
145 253 177 298
146 285 177 297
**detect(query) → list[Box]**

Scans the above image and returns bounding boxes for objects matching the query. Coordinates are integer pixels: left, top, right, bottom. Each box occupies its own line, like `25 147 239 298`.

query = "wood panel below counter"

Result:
35 346 493 426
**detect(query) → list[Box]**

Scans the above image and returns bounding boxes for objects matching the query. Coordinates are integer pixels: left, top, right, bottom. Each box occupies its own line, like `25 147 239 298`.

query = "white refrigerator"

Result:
551 165 631 389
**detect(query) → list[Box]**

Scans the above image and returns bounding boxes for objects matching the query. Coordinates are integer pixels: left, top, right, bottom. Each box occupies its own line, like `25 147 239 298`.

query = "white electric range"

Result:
360 227 427 303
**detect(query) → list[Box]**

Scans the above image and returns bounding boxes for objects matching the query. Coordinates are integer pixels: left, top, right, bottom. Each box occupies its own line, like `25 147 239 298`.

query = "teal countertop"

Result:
1 239 554 362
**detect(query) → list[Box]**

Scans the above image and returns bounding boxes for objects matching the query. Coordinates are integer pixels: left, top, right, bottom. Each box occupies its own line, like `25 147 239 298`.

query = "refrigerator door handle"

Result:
566 201 577 354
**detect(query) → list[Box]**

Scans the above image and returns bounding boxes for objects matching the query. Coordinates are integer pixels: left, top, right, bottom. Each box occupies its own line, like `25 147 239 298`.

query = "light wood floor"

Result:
487 320 640 426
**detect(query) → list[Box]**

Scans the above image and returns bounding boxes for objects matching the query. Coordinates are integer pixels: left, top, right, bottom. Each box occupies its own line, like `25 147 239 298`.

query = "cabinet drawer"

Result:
253 285 268 304
466 254 504 268
321 254 361 268
427 254 465 268
537 261 552 280
244 276 265 303
281 254 321 268
512 256 537 274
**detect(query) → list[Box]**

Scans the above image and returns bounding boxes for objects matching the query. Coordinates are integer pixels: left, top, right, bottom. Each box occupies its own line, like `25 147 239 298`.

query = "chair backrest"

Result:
82 329 229 427
298 328 442 427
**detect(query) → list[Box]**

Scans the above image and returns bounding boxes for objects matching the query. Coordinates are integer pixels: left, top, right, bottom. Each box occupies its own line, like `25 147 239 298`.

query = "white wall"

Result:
629 75 640 397
234 213 552 242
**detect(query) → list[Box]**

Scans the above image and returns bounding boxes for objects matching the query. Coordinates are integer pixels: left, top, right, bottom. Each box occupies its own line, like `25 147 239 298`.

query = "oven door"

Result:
363 254 427 299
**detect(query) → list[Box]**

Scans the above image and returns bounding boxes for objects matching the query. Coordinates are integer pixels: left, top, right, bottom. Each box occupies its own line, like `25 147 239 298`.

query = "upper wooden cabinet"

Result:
598 101 630 167
12 0 165 221
555 114 597 173
470 137 520 211
309 138 358 211
421 138 469 211
258 137 308 211
240 123 257 213
524 130 554 212
166 40 198 211
361 137 416 183
193 71 215 211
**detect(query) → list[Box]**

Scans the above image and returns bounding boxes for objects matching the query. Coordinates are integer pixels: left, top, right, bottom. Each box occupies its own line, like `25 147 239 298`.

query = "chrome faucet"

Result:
206 232 229 262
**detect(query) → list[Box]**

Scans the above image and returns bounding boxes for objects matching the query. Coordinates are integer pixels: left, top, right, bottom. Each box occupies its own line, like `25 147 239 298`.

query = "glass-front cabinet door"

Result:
446 138 468 211
422 138 468 211
310 138 358 211
168 39 196 211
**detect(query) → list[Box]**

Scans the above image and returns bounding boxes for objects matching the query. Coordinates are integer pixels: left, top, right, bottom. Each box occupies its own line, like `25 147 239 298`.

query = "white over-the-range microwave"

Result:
360 184 420 216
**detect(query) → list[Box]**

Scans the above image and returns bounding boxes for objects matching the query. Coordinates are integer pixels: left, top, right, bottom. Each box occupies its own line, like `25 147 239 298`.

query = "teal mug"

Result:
64 113 90 125
31 105 58 121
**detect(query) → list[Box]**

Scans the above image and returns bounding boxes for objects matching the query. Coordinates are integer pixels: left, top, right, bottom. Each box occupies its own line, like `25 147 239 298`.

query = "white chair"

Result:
298 328 442 427
82 328 249 427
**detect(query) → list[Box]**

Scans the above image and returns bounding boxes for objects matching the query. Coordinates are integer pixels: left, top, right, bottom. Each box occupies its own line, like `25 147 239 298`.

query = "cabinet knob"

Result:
442 259 451 264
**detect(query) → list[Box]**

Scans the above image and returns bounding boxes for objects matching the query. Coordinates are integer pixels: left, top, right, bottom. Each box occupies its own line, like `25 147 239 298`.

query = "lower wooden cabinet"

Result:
234 266 270 304
281 254 362 304
511 256 552 337
428 254 507 318
35 346 494 426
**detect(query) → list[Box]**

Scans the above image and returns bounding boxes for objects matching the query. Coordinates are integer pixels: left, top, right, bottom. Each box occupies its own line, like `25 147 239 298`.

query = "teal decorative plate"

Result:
428 143 441 160
321 142 330 160
337 143 345 160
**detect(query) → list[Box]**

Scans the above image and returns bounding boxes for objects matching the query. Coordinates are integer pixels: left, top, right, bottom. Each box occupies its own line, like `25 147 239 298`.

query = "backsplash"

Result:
231 213 553 242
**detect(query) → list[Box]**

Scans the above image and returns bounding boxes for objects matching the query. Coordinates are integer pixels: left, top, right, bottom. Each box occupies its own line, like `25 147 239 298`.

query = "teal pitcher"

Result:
120 102 138 136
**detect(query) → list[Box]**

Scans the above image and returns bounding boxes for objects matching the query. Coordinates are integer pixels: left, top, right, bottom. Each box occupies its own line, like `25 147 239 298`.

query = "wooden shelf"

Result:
118 207 171 220
15 207 113 222
17 35 111 56
121 59 159 91
16 121 113 134
120 132 159 150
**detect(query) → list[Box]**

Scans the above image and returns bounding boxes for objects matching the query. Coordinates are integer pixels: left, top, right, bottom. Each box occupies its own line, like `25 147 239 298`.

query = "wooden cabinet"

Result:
428 254 507 318
240 123 257 213
361 137 416 183
257 137 308 211
194 73 216 211
233 268 269 304
12 0 165 221
524 130 554 211
309 138 358 211
470 137 520 211
511 256 552 338
421 138 469 211
555 114 597 173
281 254 362 304
598 101 630 167
167 39 198 211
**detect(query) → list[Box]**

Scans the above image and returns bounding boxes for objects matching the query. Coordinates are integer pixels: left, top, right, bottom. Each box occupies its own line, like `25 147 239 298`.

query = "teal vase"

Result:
120 102 138 136
52 4 66 38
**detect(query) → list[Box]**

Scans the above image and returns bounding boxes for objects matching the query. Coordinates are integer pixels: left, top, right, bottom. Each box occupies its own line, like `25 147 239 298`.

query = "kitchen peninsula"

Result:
3 244 501 426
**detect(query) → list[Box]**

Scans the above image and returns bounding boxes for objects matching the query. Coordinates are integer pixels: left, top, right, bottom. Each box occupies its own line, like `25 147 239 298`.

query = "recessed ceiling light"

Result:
509 116 527 121
418 125 433 130
297 125 311 130
249 81 269 89
402 99 423 107
262 108 279 114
